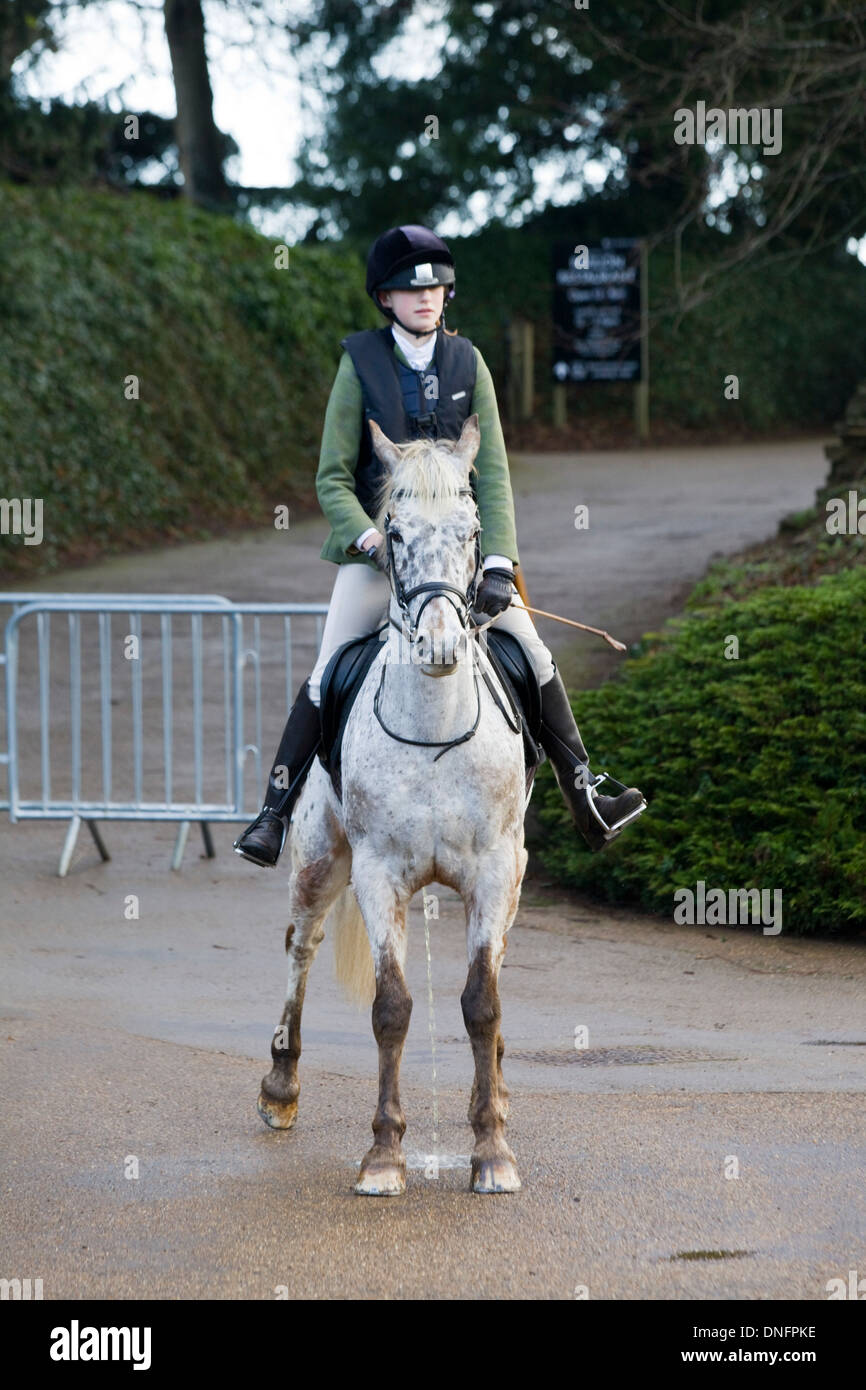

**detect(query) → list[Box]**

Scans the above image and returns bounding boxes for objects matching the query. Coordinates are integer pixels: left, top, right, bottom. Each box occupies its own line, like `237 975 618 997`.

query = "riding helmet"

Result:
366 225 456 303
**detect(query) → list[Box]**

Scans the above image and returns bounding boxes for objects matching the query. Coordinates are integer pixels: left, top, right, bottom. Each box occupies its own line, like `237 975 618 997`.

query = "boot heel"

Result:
233 807 288 868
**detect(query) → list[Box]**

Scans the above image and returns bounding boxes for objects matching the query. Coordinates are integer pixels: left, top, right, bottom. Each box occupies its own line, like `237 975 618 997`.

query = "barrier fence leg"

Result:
86 820 111 863
200 821 215 859
171 820 191 872
58 816 81 878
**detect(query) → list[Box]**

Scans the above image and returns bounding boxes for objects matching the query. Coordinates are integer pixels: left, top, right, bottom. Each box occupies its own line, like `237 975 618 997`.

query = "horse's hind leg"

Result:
462 848 526 1194
351 853 412 1196
258 783 350 1130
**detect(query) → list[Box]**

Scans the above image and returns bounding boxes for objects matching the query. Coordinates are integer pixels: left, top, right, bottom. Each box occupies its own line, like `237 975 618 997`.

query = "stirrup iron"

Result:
232 806 288 868
584 771 647 840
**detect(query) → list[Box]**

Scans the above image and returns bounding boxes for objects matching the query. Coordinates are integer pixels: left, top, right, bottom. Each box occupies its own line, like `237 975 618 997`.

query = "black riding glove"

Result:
475 567 514 617
363 542 389 574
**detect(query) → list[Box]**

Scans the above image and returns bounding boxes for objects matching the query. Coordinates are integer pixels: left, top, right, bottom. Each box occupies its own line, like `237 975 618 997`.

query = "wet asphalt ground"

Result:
2 437 864 1300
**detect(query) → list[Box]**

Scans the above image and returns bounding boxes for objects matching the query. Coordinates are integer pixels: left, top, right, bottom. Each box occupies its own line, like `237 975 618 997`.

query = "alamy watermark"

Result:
674 100 782 157
50 1321 151 1369
0 498 43 546
825 491 865 535
1 1276 43 1299
674 881 782 935
826 1269 865 1299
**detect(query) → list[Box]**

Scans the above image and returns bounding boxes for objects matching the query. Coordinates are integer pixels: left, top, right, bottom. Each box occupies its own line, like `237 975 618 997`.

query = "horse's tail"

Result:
328 885 375 1008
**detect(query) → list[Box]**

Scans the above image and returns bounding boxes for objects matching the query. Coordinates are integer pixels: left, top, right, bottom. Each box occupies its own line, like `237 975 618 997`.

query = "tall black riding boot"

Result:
538 667 646 852
233 678 322 868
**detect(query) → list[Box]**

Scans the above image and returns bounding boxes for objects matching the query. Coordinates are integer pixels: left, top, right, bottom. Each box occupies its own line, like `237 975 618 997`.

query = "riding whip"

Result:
508 570 627 652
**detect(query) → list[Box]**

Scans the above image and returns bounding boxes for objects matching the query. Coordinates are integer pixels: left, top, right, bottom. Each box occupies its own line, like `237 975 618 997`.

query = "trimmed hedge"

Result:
534 565 866 934
0 182 378 577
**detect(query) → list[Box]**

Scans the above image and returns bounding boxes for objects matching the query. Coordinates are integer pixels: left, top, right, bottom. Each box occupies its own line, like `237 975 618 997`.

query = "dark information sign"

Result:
552 238 643 383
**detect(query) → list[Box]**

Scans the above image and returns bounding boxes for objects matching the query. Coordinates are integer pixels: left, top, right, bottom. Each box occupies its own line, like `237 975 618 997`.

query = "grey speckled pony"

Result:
257 415 527 1195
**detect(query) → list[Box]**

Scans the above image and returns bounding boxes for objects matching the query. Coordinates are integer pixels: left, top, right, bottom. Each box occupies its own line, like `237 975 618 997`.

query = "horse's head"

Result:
370 414 482 676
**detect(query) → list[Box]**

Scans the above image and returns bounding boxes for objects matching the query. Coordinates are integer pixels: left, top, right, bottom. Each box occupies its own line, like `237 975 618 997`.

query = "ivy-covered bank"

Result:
4 182 866 579
0 183 377 578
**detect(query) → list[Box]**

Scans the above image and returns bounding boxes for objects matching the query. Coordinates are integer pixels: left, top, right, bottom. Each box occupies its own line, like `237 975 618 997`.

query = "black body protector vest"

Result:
341 326 477 520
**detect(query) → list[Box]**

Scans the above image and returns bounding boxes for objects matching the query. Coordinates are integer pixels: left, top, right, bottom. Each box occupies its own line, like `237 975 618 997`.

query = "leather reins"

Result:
373 490 521 758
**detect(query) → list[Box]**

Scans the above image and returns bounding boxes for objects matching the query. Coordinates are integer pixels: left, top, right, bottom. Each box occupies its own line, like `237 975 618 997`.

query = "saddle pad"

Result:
318 624 543 801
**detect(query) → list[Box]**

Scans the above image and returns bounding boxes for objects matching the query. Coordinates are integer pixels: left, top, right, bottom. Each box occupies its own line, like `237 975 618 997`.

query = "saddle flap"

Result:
484 628 543 741
318 626 388 798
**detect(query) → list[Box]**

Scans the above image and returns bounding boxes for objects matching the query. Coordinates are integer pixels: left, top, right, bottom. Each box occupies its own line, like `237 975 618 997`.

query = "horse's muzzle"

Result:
412 626 469 675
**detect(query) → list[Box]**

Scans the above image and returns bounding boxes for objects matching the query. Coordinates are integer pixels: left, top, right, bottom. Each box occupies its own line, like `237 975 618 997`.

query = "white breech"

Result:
308 564 556 707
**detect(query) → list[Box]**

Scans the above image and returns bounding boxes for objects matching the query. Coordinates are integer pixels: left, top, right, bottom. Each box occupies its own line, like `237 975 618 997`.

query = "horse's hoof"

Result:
471 1156 521 1194
355 1158 406 1196
257 1093 298 1130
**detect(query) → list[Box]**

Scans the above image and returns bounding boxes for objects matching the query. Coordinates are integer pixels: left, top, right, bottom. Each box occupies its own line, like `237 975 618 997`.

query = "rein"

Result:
374 488 507 759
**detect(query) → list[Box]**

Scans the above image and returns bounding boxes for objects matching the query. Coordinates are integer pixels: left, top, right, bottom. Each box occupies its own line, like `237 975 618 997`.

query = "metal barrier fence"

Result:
1 593 328 874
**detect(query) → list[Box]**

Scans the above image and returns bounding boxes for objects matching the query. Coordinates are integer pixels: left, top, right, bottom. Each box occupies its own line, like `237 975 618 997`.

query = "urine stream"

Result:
422 909 440 1152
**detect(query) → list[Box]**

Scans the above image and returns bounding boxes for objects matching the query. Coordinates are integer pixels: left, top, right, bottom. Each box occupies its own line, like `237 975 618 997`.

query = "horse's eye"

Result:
389 529 403 544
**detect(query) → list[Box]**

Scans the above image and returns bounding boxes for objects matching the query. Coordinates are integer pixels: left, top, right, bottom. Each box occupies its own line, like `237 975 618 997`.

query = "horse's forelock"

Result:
373 439 475 528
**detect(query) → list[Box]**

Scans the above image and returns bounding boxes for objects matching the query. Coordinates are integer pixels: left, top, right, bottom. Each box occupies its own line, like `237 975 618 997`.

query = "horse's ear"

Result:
453 413 480 469
369 420 402 471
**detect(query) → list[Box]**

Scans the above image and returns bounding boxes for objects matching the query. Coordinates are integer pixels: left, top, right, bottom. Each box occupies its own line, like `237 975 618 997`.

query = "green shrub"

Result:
535 566 866 934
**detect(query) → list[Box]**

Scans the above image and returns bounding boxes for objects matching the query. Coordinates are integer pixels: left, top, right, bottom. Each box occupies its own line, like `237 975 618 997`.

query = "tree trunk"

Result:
0 1 53 83
163 0 228 208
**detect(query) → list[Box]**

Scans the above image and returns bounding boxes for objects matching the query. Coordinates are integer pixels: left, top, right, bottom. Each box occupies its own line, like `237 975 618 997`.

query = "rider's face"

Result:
378 286 446 334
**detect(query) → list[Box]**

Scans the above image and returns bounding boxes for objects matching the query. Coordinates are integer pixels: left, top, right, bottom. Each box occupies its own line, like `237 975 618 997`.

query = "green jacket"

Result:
316 339 520 568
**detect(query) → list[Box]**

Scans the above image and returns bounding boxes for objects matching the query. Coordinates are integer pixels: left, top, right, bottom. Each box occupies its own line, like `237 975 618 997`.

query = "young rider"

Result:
234 224 646 867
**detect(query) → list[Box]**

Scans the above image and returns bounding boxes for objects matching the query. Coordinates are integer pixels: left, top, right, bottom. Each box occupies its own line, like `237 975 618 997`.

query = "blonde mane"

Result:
373 438 477 528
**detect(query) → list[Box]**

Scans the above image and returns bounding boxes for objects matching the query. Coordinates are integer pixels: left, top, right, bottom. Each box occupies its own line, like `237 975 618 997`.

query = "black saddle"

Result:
318 625 543 801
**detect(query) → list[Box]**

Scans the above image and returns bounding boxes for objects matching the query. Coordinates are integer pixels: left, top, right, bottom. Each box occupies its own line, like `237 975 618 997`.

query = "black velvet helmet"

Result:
366 225 456 335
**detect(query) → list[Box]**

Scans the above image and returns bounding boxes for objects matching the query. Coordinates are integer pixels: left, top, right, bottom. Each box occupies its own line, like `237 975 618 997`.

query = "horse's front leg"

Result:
471 1029 509 1120
352 855 412 1196
462 849 525 1194
258 790 350 1130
